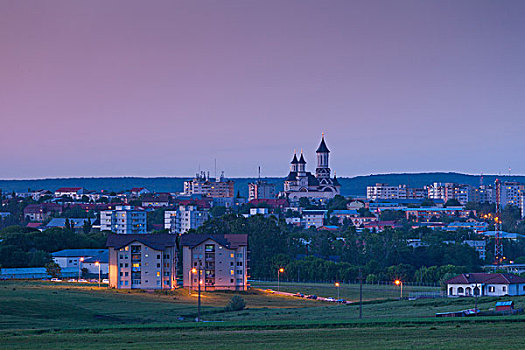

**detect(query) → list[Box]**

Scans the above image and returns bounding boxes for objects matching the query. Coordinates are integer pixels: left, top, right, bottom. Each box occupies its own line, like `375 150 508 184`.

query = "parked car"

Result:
68 279 77 282
325 297 336 302
50 278 62 282
336 299 347 304
306 295 317 300
102 279 109 284
77 279 88 283
293 293 305 298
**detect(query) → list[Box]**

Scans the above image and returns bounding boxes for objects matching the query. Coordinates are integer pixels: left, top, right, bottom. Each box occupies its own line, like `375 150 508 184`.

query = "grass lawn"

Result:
1 280 524 349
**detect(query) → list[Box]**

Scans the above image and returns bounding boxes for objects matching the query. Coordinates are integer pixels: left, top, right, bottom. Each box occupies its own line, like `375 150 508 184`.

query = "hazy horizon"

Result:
2 1 525 179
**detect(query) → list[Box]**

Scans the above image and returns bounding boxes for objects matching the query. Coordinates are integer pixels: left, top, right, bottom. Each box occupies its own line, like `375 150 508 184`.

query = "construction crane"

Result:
494 179 504 265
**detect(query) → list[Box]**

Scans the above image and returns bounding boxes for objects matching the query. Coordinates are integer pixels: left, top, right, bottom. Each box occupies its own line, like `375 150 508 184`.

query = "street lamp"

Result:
474 283 480 315
394 279 403 299
78 257 84 280
278 267 284 291
95 261 100 287
335 282 340 299
190 267 197 295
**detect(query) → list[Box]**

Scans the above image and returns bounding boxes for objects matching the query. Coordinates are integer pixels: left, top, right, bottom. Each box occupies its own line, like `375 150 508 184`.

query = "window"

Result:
488 286 495 292
120 263 123 267
502 286 506 292
230 279 234 283
230 253 234 258
125 272 128 277
157 263 161 268
125 281 129 286
458 287 464 293
230 270 234 275
237 270 243 275
163 254 170 259
157 255 161 259
125 263 129 268
236 262 243 266
120 272 123 276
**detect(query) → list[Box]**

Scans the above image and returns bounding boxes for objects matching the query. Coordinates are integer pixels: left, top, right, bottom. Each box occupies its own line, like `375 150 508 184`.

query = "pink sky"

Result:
1 1 525 179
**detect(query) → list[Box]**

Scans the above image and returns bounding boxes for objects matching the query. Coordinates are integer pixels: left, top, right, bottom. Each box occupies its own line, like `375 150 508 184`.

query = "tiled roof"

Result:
55 187 83 192
445 273 525 285
180 234 248 249
106 233 177 250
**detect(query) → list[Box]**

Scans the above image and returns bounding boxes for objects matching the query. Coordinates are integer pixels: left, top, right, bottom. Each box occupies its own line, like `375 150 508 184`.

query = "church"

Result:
283 134 341 204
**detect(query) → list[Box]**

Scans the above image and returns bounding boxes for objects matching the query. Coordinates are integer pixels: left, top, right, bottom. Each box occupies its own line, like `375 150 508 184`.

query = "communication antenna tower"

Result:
494 179 504 265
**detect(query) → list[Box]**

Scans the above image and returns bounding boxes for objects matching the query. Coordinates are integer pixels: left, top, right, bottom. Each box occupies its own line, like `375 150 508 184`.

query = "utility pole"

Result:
197 268 201 322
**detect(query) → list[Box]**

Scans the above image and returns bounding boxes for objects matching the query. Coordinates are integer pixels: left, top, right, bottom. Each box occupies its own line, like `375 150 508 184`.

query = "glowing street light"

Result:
189 267 197 295
394 279 403 299
278 268 284 291
78 257 84 281
335 282 340 299
95 261 101 287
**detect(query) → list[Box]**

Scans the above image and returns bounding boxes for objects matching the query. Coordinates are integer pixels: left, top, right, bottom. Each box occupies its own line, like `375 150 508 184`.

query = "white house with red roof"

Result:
130 187 150 197
445 273 525 297
54 187 86 200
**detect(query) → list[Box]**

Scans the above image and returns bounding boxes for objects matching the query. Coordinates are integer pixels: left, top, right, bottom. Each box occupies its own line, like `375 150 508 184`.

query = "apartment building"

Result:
366 183 426 201
500 182 524 208
100 205 147 234
248 180 276 201
184 172 234 198
107 233 177 290
426 183 476 205
181 234 248 291
164 205 209 234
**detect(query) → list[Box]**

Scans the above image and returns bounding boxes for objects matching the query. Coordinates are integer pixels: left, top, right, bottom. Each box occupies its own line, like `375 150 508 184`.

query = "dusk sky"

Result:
1 0 524 179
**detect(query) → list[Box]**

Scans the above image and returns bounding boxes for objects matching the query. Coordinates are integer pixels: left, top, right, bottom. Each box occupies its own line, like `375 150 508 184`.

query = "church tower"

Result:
297 150 306 173
290 151 299 172
315 133 331 184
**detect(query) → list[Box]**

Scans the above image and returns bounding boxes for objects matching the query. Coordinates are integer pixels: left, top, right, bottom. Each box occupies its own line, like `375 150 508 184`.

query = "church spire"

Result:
316 133 330 153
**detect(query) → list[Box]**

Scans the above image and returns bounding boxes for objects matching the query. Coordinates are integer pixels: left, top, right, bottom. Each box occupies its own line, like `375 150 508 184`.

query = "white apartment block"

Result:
181 234 248 291
107 234 177 290
183 172 234 198
100 205 147 234
366 183 426 201
302 210 327 228
164 205 209 234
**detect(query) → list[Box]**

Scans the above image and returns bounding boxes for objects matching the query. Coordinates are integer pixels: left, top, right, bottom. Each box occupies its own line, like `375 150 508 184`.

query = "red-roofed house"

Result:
446 273 525 297
363 221 403 232
54 187 86 200
24 203 63 221
248 198 289 209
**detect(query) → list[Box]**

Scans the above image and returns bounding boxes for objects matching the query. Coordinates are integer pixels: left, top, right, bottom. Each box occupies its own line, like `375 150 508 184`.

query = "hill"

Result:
1 172 524 198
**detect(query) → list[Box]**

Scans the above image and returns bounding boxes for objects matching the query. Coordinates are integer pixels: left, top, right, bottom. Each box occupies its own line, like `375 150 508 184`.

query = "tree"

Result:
210 206 227 218
225 296 246 311
45 262 62 279
445 199 461 207
82 218 92 234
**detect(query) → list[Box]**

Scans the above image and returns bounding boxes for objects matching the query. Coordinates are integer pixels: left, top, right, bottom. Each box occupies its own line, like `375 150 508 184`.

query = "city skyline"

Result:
2 1 525 179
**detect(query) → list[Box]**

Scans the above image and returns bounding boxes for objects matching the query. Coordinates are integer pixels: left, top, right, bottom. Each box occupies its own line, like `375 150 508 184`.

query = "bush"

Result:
225 295 246 312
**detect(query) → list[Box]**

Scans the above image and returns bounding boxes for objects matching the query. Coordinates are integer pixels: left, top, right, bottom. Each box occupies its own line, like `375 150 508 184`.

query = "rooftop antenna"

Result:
258 166 261 181
214 159 217 181
480 172 483 186
509 167 511 178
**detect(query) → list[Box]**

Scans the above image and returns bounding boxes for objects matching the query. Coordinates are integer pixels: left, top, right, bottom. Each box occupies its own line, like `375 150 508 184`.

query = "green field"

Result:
1 280 524 349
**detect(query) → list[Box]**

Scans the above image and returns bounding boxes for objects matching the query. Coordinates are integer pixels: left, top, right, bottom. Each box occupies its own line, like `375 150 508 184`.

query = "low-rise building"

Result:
302 210 327 228
142 193 171 207
51 248 108 276
54 187 86 200
403 207 475 222
100 205 147 234
446 273 525 297
23 203 63 221
463 240 486 260
446 221 489 234
181 234 248 291
107 233 177 289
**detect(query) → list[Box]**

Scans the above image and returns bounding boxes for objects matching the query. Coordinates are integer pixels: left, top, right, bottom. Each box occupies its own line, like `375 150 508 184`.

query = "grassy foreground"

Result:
1 280 524 349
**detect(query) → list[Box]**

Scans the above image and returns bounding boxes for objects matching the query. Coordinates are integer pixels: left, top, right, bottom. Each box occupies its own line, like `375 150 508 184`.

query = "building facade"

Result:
181 234 248 291
107 234 177 290
283 135 341 204
100 206 147 234
183 172 235 198
164 205 209 234
446 273 525 297
248 180 276 201
367 183 426 201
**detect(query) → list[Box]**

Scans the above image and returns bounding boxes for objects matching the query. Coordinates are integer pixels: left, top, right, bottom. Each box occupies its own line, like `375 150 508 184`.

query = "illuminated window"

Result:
156 272 160 277
230 270 234 275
